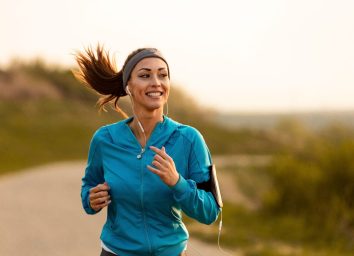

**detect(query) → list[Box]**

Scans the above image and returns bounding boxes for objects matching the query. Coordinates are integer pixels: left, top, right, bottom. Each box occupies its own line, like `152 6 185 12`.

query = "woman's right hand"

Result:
89 182 111 212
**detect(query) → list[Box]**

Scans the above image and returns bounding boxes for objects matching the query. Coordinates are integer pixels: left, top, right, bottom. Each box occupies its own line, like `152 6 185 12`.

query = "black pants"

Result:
100 248 187 256
100 248 117 256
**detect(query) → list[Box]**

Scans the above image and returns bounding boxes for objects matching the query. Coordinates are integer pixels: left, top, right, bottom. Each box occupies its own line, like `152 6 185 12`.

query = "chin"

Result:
148 105 163 111
147 103 164 111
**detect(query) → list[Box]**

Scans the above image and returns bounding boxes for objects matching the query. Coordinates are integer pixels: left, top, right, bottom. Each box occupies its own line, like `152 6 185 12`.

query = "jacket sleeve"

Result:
81 128 105 215
170 128 221 224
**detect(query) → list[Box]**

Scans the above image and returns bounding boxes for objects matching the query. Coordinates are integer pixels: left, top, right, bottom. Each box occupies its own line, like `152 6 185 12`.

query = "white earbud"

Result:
126 86 132 96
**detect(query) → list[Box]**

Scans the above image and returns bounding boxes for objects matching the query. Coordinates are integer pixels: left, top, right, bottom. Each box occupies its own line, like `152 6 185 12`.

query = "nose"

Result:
150 74 162 86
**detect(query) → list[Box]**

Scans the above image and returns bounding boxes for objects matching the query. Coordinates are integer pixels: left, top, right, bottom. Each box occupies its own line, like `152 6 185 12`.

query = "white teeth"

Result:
147 92 162 97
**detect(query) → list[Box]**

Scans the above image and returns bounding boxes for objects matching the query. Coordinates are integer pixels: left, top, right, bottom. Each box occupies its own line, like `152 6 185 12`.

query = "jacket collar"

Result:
107 115 180 148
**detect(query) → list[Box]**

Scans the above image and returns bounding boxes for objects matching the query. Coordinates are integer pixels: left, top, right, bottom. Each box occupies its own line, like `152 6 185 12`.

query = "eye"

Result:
139 74 150 78
160 73 168 78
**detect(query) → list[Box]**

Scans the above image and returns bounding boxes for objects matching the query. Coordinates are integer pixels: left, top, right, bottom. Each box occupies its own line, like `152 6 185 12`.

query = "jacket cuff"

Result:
170 174 189 198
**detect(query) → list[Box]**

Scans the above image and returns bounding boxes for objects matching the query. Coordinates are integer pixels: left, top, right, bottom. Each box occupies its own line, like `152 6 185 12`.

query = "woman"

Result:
75 45 221 256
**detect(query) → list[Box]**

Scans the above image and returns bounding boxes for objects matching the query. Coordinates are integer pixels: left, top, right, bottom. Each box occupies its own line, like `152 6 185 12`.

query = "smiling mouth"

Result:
146 92 163 97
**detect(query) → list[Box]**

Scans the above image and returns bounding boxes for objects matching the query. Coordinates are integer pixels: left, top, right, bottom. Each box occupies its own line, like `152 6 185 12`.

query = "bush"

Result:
263 124 354 246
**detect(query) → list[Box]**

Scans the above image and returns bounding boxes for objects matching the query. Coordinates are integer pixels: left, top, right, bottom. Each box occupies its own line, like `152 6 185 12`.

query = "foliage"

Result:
0 100 118 175
185 121 354 255
186 201 353 256
262 123 354 248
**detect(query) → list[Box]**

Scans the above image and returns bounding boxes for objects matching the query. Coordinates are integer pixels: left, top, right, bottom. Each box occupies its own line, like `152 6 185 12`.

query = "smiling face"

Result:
127 57 170 113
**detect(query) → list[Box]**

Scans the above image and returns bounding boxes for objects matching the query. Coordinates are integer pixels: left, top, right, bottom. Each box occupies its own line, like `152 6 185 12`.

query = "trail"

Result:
0 161 237 256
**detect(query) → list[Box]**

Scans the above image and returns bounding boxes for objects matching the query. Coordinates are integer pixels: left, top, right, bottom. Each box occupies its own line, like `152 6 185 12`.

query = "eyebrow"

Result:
137 67 167 72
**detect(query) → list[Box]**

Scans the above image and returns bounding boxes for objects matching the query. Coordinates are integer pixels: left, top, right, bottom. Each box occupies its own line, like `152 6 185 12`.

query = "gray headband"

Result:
122 48 170 90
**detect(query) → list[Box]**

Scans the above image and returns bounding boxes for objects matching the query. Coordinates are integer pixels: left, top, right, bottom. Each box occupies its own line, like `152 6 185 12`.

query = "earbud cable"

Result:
217 209 233 256
127 92 147 153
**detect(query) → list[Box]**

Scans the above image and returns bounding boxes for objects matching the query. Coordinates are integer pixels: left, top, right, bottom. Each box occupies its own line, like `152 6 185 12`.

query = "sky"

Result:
1 0 354 113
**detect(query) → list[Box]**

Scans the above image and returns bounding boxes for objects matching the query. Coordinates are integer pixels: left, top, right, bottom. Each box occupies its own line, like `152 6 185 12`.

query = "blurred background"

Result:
0 0 353 255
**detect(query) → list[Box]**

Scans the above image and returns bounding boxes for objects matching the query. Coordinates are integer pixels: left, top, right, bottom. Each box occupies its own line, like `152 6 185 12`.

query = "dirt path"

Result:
0 161 237 256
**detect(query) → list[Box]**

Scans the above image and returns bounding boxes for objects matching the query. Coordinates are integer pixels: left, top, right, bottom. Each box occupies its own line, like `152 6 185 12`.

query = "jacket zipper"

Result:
140 151 152 254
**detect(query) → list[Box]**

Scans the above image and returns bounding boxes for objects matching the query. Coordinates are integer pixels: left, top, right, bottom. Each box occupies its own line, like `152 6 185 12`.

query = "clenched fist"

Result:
89 182 111 212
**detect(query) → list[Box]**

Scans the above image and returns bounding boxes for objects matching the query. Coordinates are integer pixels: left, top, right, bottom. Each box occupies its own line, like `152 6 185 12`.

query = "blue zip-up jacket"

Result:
81 116 220 256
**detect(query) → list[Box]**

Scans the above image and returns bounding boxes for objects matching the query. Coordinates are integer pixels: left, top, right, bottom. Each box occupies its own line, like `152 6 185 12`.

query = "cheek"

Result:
164 89 170 100
163 83 170 95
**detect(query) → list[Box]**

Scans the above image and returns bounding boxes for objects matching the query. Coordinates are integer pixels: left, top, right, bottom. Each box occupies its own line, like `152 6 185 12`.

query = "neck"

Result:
129 109 164 148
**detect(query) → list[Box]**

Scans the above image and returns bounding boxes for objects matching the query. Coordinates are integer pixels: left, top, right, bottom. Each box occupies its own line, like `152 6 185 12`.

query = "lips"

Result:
146 91 163 97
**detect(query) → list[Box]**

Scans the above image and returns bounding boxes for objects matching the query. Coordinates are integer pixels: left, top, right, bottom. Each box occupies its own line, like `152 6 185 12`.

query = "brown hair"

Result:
73 44 146 118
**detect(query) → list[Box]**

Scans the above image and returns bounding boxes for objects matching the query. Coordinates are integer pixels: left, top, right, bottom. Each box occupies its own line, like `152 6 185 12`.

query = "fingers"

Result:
90 190 110 200
148 145 179 187
149 145 174 170
150 146 171 161
91 195 111 206
89 182 111 211
147 164 163 175
90 193 111 211
90 182 110 193
161 146 166 153
98 200 111 209
152 159 164 170
153 154 169 168
91 199 111 211
147 163 179 187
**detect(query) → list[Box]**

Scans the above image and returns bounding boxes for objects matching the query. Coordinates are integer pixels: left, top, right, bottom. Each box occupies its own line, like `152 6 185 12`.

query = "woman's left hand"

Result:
147 146 179 187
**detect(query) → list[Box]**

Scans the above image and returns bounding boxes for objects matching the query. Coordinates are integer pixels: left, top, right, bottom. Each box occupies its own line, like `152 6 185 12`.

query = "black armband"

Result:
197 164 223 208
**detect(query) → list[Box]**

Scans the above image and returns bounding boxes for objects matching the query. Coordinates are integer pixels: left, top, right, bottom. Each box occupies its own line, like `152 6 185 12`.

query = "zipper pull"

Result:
137 148 145 159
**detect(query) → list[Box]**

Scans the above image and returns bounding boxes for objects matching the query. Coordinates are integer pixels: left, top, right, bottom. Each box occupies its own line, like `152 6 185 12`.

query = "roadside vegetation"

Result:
0 60 284 174
1 60 353 255
185 122 354 255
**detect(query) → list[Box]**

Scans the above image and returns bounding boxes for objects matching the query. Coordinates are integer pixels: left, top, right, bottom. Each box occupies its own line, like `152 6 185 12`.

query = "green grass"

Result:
183 162 353 256
185 202 353 256
0 100 120 175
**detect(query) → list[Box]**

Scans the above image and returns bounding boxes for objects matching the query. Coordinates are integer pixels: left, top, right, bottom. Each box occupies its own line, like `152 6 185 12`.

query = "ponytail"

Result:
73 44 128 118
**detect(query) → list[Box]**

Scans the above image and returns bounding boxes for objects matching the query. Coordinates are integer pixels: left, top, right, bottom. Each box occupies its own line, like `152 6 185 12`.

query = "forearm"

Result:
170 175 220 224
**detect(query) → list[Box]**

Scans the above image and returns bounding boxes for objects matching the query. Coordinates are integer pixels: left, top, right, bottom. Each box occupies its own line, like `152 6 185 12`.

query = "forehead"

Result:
133 57 168 71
